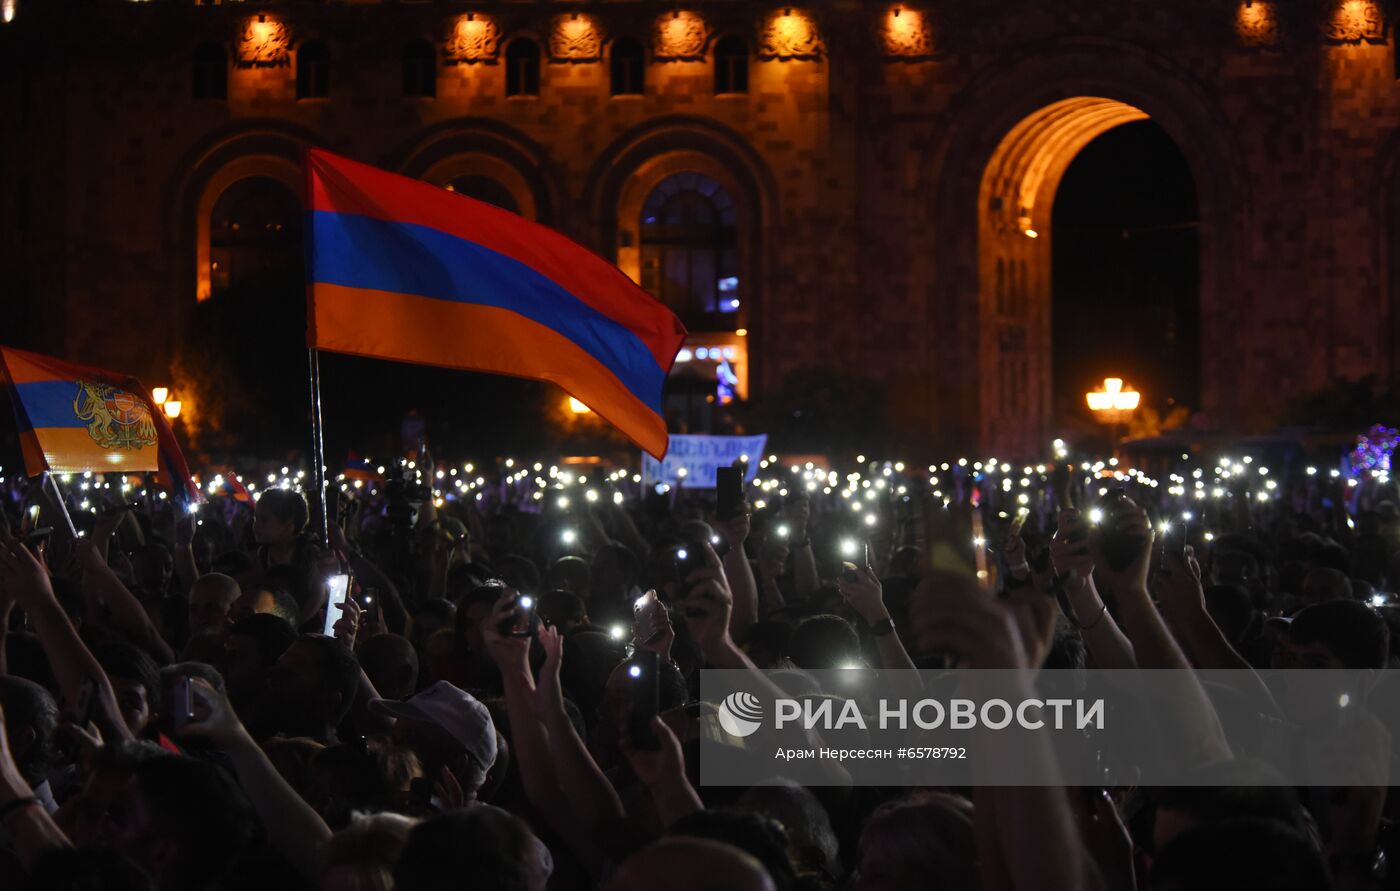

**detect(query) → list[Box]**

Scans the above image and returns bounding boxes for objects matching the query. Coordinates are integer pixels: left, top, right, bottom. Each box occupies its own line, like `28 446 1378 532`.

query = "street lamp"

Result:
163 400 183 420
151 387 169 406
1086 377 1140 452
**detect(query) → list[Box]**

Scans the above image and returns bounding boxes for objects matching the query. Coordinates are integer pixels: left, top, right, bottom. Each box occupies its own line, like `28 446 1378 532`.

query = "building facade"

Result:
2 0 1399 456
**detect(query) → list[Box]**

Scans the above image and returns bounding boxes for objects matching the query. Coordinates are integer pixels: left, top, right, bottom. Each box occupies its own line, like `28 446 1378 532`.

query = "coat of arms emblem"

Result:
72 379 158 452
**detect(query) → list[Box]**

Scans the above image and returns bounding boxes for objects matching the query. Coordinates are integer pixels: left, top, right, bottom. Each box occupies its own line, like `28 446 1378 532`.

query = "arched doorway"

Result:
978 97 1159 457
1052 120 1199 436
208 176 302 300
929 47 1238 458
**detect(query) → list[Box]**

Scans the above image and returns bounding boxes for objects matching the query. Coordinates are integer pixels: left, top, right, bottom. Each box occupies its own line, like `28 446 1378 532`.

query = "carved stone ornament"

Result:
879 6 933 58
1324 0 1385 44
237 17 290 67
550 14 602 62
445 14 501 63
1236 2 1281 47
653 10 708 61
758 8 824 60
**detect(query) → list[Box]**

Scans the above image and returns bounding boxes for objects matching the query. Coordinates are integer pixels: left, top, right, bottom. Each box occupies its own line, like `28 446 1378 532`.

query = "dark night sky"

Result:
1051 119 1200 427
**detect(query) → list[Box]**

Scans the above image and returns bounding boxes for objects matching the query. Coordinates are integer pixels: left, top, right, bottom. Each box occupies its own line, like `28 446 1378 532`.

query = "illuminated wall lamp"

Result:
164 400 183 420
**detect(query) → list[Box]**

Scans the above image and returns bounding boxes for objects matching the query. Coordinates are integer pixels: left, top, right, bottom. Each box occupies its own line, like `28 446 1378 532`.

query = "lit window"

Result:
639 173 740 331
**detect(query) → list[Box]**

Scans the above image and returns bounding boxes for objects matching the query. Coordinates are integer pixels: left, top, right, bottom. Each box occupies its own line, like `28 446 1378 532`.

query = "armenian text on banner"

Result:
642 434 768 489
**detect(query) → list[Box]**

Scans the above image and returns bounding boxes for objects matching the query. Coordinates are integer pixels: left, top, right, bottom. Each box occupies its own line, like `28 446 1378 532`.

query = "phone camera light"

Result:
776 524 790 538
561 529 577 545
519 596 534 609
609 624 627 640
839 539 858 557
676 548 689 561
628 664 642 679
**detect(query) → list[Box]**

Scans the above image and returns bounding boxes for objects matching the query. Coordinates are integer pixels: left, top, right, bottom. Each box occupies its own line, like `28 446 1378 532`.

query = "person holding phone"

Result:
836 550 920 691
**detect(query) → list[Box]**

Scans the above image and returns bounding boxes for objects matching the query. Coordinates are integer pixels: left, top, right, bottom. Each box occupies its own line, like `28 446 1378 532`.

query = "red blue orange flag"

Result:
218 473 254 505
343 451 380 483
1 347 202 504
304 149 686 459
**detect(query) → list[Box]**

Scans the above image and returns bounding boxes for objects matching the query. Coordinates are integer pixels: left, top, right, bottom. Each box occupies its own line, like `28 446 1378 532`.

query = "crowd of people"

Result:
0 444 1394 890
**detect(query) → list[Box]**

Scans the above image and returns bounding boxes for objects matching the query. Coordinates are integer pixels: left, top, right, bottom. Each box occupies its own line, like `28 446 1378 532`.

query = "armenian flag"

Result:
343 451 380 483
0 347 202 504
304 149 686 459
218 473 254 504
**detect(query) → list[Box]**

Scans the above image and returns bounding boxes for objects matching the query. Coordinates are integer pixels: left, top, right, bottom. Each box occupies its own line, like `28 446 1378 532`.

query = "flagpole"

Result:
307 347 330 548
41 472 79 540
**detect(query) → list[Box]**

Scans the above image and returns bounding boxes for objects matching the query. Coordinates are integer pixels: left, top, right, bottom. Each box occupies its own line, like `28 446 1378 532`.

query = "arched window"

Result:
402 39 436 98
446 175 520 215
192 42 227 100
505 38 540 97
209 177 302 300
640 173 739 331
296 40 330 100
610 37 645 96
714 35 748 94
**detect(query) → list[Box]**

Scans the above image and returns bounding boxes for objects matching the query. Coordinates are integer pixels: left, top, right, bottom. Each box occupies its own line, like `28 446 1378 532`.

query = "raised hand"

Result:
1153 546 1206 625
679 540 734 654
532 624 564 718
837 563 888 623
331 596 362 650
177 677 246 748
757 536 789 582
481 589 532 675
1002 529 1029 578
619 715 686 789
1050 508 1094 581
716 510 751 550
632 590 675 663
785 495 811 539
1092 495 1154 594
0 536 57 612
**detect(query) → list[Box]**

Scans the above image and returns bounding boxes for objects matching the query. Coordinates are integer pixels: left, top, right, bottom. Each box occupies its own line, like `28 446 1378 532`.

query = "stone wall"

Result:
2 0 1399 456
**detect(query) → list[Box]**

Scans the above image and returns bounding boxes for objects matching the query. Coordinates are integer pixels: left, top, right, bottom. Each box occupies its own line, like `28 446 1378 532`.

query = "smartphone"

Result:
22 504 40 535
633 590 667 646
173 676 194 732
73 676 98 728
23 527 54 545
716 466 744 521
673 544 709 590
841 543 869 582
708 531 731 559
323 573 351 636
497 592 540 638
361 587 381 626
1009 511 1028 538
626 650 661 751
